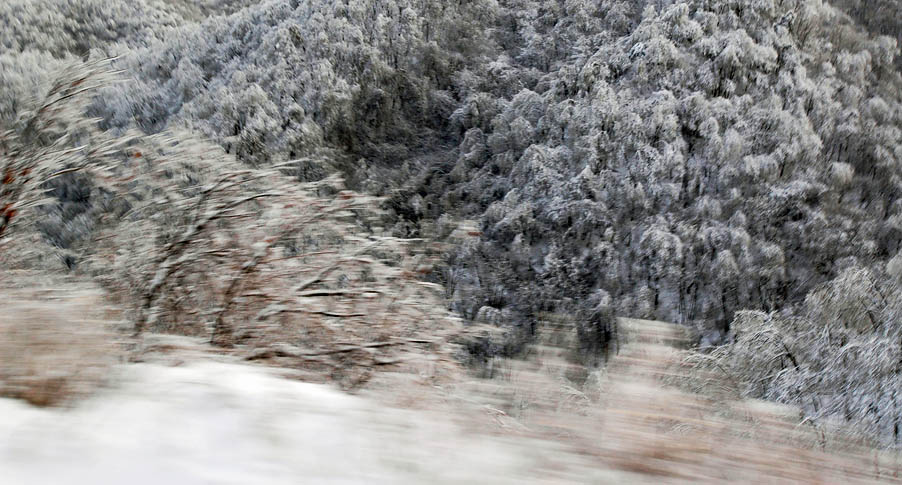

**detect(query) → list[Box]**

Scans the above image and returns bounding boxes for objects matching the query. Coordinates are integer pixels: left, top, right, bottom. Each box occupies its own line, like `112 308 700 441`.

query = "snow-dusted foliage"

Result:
0 0 256 57
0 0 187 56
694 267 902 446
427 0 902 342
832 0 902 68
86 0 497 168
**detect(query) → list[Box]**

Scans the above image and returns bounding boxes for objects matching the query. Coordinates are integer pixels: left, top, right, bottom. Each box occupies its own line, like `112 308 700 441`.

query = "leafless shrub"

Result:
2 58 464 389
84 127 464 385
0 58 130 263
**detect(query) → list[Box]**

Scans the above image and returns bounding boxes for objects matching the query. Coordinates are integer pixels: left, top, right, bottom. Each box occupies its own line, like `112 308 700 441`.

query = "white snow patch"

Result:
0 361 566 484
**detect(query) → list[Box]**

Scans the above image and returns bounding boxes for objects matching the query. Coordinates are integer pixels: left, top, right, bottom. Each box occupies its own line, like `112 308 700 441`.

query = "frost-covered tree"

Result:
695 266 902 446
0 0 192 56
85 0 499 169
427 0 902 345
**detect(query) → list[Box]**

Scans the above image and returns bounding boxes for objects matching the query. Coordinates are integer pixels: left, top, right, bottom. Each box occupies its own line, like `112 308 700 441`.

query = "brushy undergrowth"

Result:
1 59 469 396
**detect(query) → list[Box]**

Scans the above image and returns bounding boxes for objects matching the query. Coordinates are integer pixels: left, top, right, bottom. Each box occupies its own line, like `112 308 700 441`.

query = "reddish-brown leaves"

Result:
1 203 16 222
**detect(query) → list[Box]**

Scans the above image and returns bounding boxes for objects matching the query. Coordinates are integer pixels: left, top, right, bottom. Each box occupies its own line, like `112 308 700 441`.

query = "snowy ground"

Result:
0 358 621 484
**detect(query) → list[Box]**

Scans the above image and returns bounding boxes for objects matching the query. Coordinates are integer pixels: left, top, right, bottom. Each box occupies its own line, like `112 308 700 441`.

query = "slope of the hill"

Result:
3 0 902 448
6 0 900 336
432 0 902 335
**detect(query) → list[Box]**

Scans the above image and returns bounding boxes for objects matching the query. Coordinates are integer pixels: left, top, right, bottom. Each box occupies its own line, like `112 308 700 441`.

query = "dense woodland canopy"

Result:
2 0 902 444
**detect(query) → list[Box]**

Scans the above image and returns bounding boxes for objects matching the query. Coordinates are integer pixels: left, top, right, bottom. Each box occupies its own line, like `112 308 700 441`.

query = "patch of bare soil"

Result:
0 271 123 407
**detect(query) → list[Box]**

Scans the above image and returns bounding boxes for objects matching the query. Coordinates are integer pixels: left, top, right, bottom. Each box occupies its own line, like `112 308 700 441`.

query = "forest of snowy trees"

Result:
2 0 902 445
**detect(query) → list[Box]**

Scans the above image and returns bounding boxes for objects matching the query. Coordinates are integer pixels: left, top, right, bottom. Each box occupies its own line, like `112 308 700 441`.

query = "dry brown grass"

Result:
396 316 902 483
0 271 122 407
